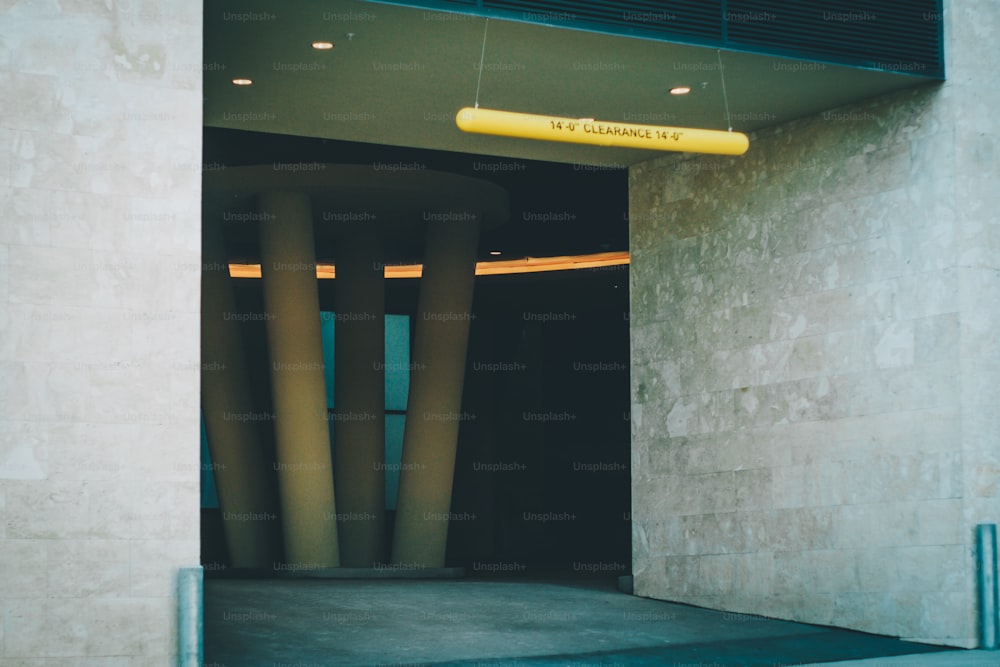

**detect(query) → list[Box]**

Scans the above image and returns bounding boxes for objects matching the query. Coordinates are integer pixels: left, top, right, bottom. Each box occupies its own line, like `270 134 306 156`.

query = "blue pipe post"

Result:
178 566 204 666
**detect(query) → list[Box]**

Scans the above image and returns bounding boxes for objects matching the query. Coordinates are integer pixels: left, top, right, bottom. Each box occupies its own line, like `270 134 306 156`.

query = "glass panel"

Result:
385 314 411 411
385 414 406 510
320 311 336 409
200 412 219 509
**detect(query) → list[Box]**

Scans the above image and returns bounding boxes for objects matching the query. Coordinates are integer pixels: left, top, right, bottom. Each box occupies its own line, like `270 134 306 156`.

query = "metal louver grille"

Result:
484 0 723 41
382 0 943 78
726 0 942 77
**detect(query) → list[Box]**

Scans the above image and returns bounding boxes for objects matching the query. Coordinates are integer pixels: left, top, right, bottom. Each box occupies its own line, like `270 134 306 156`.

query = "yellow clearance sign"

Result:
456 107 749 156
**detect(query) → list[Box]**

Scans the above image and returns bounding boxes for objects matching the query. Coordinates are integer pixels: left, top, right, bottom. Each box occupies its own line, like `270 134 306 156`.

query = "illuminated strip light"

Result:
228 251 629 279
455 107 749 156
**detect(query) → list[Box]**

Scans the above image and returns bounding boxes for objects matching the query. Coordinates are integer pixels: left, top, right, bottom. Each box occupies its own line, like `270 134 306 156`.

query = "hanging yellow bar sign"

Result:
456 107 749 156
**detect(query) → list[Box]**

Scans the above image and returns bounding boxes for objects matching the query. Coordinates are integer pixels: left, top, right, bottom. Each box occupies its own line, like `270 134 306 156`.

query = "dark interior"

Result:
201 126 631 575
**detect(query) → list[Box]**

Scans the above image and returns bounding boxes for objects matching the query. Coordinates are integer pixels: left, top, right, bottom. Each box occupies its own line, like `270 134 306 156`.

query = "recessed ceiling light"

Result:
232 78 253 86
312 41 334 50
670 86 691 95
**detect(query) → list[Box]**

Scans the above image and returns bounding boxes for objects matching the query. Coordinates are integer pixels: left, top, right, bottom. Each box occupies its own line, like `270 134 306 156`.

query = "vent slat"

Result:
394 0 943 78
727 0 941 73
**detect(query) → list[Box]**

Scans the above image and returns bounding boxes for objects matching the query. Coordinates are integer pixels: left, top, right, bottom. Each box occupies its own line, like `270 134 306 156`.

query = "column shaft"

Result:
334 231 386 567
258 191 340 567
392 214 480 567
201 218 282 568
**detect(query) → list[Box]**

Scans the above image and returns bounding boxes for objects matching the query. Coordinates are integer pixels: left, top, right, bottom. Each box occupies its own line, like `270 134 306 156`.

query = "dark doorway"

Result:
200 127 631 576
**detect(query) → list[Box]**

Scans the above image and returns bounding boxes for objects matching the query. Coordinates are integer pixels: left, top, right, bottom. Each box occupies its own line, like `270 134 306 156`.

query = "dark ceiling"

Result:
203 127 629 263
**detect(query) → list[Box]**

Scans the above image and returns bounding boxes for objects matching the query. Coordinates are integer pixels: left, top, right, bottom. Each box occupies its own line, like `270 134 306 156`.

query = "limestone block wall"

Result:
629 1 999 647
949 0 1000 595
0 1 202 663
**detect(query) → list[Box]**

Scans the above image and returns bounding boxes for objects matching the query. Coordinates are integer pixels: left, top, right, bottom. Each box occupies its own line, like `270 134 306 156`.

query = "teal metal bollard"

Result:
178 566 204 666
977 524 998 649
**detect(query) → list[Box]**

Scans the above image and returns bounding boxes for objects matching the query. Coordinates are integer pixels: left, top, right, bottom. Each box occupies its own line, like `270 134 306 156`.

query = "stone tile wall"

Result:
0 2 202 663
629 1 999 646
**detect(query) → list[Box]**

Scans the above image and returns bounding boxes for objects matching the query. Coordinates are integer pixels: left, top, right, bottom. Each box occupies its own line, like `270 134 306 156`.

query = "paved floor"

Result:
801 653 1000 667
204 576 989 666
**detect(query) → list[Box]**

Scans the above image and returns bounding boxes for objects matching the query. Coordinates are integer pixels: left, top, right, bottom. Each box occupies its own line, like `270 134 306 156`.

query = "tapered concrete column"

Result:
392 213 480 567
201 219 282 568
258 191 340 567
334 231 386 567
